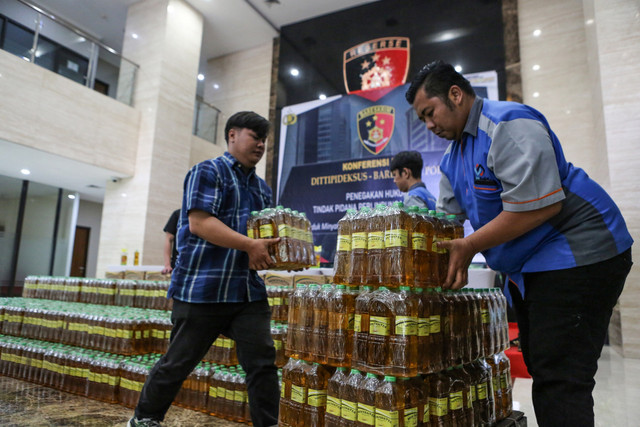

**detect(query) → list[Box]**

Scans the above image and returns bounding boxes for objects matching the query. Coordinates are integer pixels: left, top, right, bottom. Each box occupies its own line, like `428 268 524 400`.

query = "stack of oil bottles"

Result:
278 202 514 427
0 277 267 425
22 275 173 310
246 205 316 270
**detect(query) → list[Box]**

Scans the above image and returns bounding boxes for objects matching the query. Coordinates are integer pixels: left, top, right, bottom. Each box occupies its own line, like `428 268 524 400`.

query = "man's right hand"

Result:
246 238 280 271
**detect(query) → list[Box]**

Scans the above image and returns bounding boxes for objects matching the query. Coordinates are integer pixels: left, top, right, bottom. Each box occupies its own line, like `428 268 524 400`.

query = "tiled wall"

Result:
519 0 640 357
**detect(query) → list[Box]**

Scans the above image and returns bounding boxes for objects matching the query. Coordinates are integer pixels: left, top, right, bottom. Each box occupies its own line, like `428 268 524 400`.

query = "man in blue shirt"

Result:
129 112 280 427
390 150 437 210
406 61 633 427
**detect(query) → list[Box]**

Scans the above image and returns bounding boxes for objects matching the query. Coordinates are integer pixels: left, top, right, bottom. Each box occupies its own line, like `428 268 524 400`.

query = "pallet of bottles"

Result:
333 203 463 289
285 284 509 376
279 353 512 427
22 275 172 310
246 206 317 270
0 335 255 424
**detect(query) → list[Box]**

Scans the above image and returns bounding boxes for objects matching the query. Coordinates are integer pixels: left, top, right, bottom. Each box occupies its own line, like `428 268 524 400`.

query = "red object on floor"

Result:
505 322 531 379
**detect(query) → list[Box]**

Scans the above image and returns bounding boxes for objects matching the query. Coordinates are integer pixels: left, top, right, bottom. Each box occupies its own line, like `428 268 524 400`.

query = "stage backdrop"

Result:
277 71 498 264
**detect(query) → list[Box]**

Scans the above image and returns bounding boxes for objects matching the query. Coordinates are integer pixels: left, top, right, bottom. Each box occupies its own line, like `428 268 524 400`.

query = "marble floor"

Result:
512 346 640 427
1 345 639 426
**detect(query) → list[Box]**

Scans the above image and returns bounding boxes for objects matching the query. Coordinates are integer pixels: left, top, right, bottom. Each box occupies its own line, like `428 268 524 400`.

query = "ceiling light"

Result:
213 84 220 89
319 94 327 100
68 194 76 200
533 29 541 37
533 92 540 98
132 33 139 39
167 5 174 12
121 193 127 198
532 64 540 71
197 74 205 81
20 168 31 175
290 68 300 77
454 65 462 72
586 19 594 25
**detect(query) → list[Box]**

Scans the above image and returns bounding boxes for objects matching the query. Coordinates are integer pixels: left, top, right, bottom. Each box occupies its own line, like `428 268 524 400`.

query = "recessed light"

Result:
167 4 174 12
197 74 205 81
132 33 139 39
20 169 31 175
533 29 541 37
586 19 594 25
213 84 220 89
532 64 540 71
68 194 76 200
121 193 127 198
290 68 300 77
533 92 540 98
319 94 326 100
454 65 463 72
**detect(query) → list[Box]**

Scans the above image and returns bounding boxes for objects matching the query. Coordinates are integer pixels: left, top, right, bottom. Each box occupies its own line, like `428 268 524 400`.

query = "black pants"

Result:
509 249 632 427
134 299 279 427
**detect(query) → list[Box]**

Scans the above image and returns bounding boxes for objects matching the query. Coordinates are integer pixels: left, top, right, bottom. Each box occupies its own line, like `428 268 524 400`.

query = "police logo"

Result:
282 113 297 126
343 37 410 94
357 106 395 155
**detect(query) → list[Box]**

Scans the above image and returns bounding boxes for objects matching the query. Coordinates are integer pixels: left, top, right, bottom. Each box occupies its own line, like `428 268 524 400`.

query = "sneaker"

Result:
127 417 162 427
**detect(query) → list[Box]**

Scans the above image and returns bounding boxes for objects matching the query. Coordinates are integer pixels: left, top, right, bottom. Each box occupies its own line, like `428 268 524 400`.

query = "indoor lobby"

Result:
1 0 639 426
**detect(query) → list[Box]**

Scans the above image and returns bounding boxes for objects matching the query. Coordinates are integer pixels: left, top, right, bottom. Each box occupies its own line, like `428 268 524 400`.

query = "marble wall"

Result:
96 0 203 275
519 0 640 357
203 41 275 180
0 50 139 176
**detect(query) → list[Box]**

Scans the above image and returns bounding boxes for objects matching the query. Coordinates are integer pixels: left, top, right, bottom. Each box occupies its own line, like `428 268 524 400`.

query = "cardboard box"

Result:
105 271 125 279
293 273 325 287
145 271 170 281
264 272 294 288
124 270 145 280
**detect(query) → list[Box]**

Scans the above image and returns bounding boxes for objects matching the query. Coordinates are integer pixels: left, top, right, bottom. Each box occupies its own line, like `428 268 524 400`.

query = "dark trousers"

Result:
135 299 279 427
509 249 632 427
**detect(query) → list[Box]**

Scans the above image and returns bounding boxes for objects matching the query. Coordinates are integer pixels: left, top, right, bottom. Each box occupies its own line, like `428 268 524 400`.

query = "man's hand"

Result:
161 265 173 275
437 238 477 290
246 238 280 271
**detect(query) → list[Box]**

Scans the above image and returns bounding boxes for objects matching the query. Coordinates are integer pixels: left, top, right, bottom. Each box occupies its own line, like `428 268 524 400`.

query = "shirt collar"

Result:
223 151 256 177
409 182 426 191
461 96 484 139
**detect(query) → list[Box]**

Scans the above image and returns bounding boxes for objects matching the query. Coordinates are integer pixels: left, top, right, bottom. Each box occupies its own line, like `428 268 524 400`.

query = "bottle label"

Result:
273 297 282 306
430 397 448 416
341 399 358 421
431 237 439 253
477 382 488 400
412 232 427 251
307 388 327 407
234 390 244 402
395 316 418 335
357 403 375 425
209 386 217 398
501 373 509 390
418 317 430 337
291 384 307 404
352 232 368 249
247 229 254 239
274 340 283 350
337 235 351 252
492 376 500 392
281 384 286 398
259 224 274 238
481 308 490 324
326 396 341 416
368 231 384 249
218 386 227 399
278 224 291 238
384 229 408 248
225 388 235 401
354 314 362 332
348 313 355 330
449 391 463 410
370 316 391 336
375 408 399 427
404 407 418 427
470 384 477 402
429 315 441 333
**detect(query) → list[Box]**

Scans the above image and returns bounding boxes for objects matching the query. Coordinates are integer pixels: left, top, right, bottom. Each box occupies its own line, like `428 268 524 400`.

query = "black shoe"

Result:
127 417 162 427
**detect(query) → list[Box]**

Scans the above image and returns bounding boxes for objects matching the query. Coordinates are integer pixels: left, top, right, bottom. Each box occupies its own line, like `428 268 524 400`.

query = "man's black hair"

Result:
405 60 475 105
224 111 271 143
390 150 424 179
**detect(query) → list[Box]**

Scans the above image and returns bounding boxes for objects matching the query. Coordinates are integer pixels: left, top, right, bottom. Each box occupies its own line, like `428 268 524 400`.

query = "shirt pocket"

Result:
469 178 503 228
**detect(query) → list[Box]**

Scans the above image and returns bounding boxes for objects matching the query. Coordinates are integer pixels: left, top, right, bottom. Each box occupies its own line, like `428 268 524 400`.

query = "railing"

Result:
0 0 139 106
193 97 221 145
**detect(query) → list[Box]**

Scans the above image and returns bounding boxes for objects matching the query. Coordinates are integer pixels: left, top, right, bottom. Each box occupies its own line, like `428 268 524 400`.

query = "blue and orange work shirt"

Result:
438 97 633 282
168 152 272 303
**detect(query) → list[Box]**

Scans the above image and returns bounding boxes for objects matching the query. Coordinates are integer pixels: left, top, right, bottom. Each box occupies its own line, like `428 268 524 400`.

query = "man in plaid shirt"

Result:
130 111 280 427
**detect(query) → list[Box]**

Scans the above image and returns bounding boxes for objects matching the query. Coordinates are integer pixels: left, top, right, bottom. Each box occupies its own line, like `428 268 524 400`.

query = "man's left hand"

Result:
437 238 477 290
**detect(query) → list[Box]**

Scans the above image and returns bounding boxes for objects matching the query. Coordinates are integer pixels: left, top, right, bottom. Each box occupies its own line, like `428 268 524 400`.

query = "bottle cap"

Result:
366 373 377 378
350 369 361 375
384 375 397 382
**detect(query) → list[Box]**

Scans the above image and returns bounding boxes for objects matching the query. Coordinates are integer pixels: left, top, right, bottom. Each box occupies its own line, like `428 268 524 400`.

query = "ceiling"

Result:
5 0 378 204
